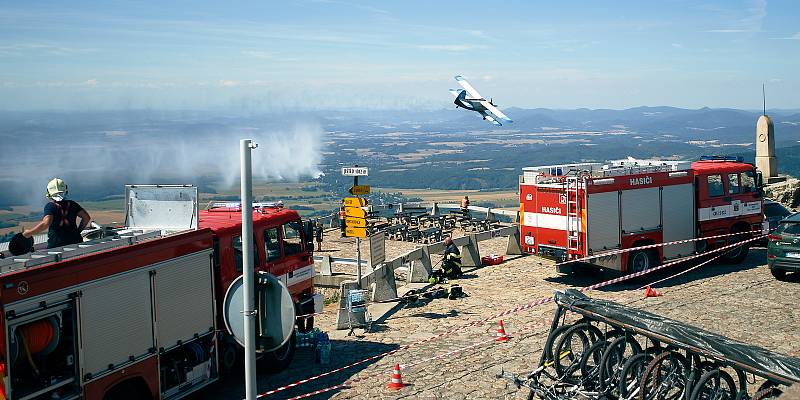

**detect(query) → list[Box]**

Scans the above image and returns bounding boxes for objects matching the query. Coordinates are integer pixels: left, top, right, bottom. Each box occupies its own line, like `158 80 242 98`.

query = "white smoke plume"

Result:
0 117 326 209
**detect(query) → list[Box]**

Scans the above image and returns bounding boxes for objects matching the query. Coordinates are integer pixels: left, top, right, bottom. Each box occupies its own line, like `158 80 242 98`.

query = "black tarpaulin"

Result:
554 289 800 385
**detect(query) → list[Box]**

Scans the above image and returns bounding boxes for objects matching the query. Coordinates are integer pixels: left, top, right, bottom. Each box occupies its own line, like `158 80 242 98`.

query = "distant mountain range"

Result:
2 106 800 205
312 105 800 144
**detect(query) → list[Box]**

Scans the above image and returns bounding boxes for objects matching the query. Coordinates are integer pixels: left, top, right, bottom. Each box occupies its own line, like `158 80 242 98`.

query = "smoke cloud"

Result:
0 115 326 209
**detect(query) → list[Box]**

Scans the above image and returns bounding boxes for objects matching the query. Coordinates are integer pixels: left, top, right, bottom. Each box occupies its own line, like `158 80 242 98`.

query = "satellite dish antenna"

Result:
223 271 296 353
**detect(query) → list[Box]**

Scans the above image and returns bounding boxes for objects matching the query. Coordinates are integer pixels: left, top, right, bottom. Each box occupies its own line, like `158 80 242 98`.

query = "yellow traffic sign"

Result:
345 227 368 238
345 217 367 228
349 185 370 195
345 207 367 218
343 197 368 207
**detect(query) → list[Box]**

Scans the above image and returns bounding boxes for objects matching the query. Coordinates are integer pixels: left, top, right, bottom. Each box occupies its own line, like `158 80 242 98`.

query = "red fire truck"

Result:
0 185 319 400
519 157 767 274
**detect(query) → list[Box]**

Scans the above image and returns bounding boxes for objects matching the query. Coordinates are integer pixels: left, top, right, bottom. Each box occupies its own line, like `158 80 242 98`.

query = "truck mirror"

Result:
303 221 314 251
755 171 764 197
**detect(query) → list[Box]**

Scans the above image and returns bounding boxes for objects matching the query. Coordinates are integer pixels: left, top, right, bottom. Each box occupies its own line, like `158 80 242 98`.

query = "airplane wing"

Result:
454 76 483 99
448 89 463 97
480 100 513 123
479 110 502 126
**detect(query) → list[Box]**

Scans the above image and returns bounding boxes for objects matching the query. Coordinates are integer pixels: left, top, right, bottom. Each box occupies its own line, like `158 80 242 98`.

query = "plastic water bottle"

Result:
315 333 330 365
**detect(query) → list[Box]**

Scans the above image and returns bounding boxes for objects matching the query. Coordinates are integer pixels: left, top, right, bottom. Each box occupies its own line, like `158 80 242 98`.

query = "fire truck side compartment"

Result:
80 269 154 379
586 191 621 256
661 183 696 259
620 187 661 233
153 250 215 350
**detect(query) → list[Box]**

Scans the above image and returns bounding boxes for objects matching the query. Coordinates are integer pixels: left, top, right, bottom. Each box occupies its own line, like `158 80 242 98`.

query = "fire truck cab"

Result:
200 201 319 373
519 157 765 274
0 186 318 400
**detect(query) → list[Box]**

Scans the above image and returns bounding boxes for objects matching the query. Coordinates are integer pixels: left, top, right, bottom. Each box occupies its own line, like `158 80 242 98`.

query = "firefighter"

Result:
22 178 92 249
314 221 323 251
429 236 462 284
339 205 346 237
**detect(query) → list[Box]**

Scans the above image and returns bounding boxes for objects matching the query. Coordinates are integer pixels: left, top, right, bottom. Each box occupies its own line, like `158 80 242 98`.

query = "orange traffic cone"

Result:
644 286 662 298
496 320 510 342
387 363 406 390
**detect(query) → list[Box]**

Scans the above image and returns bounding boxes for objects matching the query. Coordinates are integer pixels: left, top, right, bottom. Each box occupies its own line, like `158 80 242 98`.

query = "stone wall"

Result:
764 176 800 209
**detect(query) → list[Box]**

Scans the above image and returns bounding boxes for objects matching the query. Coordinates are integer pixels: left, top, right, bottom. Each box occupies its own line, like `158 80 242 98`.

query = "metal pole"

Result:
241 139 258 400
356 237 362 287
353 165 362 288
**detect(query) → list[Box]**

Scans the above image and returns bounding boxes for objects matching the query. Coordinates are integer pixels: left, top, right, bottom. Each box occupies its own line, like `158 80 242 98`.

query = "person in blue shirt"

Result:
22 178 91 249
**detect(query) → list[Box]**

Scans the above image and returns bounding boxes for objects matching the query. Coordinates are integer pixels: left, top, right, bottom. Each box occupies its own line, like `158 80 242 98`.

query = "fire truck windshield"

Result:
282 220 304 256
232 235 258 273
742 170 756 193
265 227 281 261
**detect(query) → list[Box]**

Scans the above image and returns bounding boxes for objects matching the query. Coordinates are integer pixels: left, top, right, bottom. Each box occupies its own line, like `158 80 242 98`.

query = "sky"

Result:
0 0 798 111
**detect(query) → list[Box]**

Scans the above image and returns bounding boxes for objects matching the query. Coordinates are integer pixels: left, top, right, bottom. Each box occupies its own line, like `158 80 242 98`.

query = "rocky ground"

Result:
198 233 800 400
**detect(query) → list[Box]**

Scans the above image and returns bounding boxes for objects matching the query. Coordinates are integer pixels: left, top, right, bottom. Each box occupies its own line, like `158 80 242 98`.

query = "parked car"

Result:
757 199 793 246
765 199 792 231
767 212 800 280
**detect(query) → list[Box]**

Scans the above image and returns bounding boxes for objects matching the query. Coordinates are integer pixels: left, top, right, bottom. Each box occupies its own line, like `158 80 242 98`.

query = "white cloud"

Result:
770 32 800 40
417 44 488 52
240 50 299 62
705 29 748 33
0 43 97 56
85 79 98 86
219 79 239 87
241 50 274 59
671 43 683 48
704 0 767 34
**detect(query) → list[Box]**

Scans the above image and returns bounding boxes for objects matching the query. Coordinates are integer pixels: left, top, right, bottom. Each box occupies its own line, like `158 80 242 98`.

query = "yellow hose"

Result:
19 334 39 376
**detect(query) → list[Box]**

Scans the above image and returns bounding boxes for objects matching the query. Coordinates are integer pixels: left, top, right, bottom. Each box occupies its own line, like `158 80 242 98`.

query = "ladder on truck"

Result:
565 176 582 257
0 230 163 275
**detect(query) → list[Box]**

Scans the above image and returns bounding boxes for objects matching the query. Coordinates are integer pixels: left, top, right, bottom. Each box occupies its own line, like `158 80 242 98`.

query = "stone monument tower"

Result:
755 114 776 178
755 85 778 181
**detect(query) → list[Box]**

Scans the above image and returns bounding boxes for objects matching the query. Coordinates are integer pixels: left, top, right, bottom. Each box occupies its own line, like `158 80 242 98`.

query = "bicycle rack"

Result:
498 290 800 399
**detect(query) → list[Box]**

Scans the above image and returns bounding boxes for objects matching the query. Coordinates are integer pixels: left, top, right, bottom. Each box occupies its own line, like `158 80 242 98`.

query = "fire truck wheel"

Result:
627 249 656 274
719 231 750 264
102 377 153 400
259 330 297 373
220 340 243 376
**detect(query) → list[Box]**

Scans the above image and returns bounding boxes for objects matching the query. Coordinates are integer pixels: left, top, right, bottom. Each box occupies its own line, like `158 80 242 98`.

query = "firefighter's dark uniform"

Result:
442 242 463 278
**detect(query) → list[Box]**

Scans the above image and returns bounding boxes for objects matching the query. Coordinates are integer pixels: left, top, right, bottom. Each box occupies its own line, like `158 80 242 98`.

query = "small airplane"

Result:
449 75 513 126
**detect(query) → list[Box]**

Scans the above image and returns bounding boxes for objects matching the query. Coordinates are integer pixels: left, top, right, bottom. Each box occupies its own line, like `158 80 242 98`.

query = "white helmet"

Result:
46 178 68 201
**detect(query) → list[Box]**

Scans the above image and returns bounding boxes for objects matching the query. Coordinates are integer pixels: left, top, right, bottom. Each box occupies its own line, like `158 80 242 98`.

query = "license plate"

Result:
786 252 800 259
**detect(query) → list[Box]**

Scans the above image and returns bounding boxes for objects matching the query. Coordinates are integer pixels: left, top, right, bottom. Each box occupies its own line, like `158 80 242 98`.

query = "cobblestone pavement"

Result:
198 237 800 399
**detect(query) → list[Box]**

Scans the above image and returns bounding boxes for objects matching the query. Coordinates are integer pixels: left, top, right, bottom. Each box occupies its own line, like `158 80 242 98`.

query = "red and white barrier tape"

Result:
556 229 761 266
296 311 325 320
261 234 764 398
636 252 726 291
581 235 763 290
283 319 553 400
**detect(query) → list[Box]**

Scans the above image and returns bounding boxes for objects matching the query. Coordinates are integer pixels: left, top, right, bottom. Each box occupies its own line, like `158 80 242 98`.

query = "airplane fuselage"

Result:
454 90 487 112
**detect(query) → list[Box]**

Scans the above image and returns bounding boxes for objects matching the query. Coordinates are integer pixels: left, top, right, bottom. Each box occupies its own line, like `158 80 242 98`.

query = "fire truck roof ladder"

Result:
566 176 582 256
0 230 162 275
597 159 692 178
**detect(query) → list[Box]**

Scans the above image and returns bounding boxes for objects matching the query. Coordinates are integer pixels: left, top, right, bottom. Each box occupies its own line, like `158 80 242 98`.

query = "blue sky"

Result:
0 0 798 110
